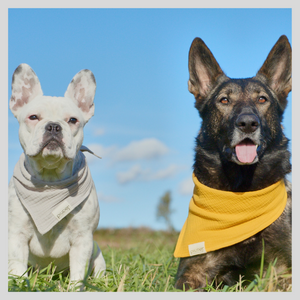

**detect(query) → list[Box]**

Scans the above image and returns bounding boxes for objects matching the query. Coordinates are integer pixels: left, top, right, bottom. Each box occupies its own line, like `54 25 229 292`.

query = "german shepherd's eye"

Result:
258 96 267 103
220 97 229 104
68 117 78 124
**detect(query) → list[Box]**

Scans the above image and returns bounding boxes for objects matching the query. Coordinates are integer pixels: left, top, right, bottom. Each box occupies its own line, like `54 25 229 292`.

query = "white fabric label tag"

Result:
52 200 72 221
188 241 206 256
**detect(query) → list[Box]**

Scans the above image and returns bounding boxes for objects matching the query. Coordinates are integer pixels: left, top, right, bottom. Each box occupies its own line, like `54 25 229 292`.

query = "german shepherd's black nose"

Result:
45 122 62 134
235 114 260 133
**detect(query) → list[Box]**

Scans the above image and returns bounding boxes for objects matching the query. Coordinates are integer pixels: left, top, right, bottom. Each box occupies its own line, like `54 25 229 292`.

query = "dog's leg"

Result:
90 241 106 278
175 250 244 291
69 235 94 282
8 232 29 277
175 256 210 291
8 184 30 278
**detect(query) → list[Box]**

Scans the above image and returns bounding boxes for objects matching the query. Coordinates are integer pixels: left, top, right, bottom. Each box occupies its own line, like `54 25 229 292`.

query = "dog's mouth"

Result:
232 138 261 165
42 138 63 151
38 138 68 160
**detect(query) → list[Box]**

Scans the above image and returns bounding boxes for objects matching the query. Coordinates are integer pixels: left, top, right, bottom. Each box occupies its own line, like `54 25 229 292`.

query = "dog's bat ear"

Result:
188 38 225 101
9 64 43 118
257 35 292 109
64 69 96 123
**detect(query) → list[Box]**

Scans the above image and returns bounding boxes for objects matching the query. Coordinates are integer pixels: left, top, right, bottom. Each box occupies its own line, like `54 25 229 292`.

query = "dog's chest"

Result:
29 216 74 258
27 192 98 259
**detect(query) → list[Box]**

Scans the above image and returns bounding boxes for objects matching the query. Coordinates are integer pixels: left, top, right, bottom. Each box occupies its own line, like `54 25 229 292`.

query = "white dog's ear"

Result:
64 69 96 123
9 64 43 118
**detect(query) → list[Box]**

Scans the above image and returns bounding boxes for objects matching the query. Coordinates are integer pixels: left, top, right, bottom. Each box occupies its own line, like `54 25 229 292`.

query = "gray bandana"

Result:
13 149 96 235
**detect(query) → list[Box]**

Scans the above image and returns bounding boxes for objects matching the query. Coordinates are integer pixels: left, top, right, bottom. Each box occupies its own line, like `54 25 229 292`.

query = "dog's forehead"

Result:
211 80 243 102
217 80 242 93
216 79 270 98
21 95 82 120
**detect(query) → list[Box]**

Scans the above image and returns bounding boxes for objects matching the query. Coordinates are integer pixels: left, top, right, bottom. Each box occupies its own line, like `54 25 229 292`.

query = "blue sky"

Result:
8 8 292 231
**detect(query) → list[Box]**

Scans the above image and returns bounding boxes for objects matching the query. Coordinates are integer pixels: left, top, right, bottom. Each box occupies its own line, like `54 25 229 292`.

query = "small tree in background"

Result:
156 191 175 232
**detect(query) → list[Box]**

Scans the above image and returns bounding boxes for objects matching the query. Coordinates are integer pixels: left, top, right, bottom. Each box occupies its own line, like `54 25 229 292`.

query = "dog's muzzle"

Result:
42 122 63 151
234 113 260 163
45 122 62 134
235 113 260 134
227 112 262 165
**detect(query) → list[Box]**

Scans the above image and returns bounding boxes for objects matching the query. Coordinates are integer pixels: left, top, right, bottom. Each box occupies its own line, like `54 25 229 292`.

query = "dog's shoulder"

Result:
284 178 292 199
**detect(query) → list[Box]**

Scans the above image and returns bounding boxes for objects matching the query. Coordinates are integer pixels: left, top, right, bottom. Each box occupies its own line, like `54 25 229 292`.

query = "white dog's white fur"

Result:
8 64 106 282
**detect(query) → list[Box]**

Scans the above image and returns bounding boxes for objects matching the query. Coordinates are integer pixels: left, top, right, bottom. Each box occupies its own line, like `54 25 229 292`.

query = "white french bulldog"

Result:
8 64 106 283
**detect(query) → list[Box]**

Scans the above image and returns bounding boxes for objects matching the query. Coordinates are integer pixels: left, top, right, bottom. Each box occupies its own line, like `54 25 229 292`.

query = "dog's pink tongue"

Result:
235 141 257 163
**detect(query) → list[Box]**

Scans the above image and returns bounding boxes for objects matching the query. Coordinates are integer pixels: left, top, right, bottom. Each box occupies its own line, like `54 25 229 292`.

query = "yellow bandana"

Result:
174 173 287 258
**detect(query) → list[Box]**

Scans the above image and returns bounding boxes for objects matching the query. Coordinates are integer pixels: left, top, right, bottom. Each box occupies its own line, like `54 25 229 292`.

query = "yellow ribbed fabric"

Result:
174 173 287 257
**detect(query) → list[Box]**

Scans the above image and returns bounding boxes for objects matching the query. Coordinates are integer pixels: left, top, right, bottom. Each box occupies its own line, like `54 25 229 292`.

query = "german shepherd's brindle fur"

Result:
175 35 292 291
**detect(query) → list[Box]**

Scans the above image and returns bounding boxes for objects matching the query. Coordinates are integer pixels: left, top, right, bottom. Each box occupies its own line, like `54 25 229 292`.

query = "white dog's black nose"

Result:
45 122 62 134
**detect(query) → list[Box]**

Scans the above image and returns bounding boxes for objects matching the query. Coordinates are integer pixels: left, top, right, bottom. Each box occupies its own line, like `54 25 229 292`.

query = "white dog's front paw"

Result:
8 262 28 278
68 279 84 291
91 241 106 278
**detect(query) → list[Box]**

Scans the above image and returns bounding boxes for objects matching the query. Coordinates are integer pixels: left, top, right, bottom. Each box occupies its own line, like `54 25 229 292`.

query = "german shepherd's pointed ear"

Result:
188 38 225 101
257 35 292 109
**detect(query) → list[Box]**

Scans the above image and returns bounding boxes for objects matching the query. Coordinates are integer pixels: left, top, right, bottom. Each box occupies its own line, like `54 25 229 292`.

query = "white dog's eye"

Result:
68 117 78 124
29 115 38 120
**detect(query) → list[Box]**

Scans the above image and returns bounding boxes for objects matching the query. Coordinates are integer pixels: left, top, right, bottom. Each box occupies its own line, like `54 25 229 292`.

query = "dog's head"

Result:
187 35 291 166
10 64 96 170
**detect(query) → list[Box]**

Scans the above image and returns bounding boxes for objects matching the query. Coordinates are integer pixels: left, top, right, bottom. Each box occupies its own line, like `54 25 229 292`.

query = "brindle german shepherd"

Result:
175 35 292 291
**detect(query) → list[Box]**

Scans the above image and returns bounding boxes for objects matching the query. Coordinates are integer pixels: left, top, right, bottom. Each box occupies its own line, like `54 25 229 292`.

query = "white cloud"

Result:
179 177 194 195
148 164 181 181
113 138 169 162
116 164 145 184
97 192 122 203
116 164 182 184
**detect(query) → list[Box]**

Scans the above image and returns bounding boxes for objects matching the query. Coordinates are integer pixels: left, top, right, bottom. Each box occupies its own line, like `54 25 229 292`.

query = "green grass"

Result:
8 228 292 292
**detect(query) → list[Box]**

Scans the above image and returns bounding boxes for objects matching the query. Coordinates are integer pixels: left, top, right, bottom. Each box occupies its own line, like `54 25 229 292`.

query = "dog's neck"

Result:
24 153 81 182
193 141 291 192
